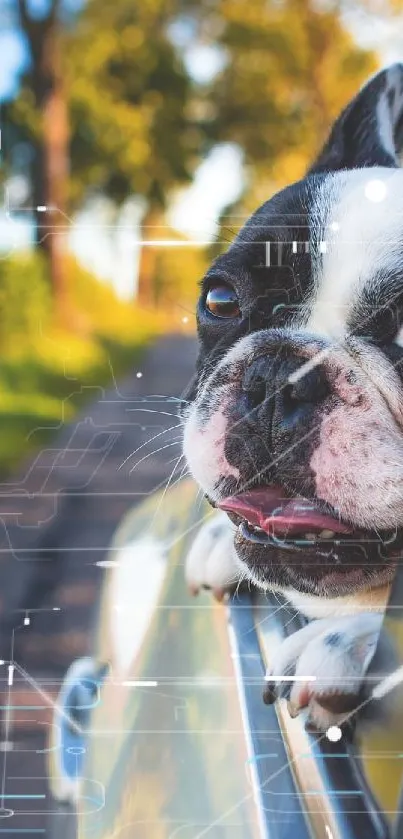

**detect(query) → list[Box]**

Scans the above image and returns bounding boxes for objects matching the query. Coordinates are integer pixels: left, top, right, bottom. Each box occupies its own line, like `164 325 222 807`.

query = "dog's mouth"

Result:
218 486 400 554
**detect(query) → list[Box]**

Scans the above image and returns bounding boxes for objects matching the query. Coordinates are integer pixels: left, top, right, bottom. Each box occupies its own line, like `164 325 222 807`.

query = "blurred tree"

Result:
15 0 70 314
198 0 378 232
60 0 202 305
11 0 202 307
8 0 394 307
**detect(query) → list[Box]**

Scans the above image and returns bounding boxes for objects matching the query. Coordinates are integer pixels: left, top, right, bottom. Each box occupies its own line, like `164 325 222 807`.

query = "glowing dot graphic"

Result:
182 316 189 324
365 179 387 202
326 725 342 742
330 221 339 231
136 372 143 378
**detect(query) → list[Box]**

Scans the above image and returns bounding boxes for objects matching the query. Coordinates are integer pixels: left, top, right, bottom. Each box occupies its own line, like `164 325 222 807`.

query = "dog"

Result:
182 64 403 731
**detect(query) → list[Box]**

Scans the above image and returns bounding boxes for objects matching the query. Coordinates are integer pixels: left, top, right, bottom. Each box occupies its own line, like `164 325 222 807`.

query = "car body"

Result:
48 479 403 839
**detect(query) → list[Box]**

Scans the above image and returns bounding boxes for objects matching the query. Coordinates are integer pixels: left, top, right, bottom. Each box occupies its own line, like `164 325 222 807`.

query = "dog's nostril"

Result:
286 369 330 406
282 383 309 425
280 368 330 429
240 357 330 429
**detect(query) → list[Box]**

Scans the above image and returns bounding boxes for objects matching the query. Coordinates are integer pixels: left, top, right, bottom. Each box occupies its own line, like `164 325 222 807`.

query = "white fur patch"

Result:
185 511 240 593
183 392 240 500
304 167 403 339
218 334 255 366
282 588 386 619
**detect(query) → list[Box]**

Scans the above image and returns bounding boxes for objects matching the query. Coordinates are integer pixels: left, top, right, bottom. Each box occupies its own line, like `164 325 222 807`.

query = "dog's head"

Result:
183 65 403 600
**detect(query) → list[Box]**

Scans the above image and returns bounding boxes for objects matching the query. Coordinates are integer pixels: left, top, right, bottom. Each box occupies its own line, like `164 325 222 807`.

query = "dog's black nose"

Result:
242 356 329 431
280 366 330 430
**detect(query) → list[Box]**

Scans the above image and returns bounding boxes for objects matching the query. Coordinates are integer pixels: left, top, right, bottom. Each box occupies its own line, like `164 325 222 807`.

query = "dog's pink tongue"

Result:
218 487 352 535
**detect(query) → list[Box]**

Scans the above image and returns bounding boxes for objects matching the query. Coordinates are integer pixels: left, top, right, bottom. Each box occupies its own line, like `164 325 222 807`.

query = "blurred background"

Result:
0 0 402 834
0 0 402 474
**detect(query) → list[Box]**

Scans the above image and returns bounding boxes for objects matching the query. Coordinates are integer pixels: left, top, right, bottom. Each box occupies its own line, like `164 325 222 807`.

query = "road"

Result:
0 333 198 835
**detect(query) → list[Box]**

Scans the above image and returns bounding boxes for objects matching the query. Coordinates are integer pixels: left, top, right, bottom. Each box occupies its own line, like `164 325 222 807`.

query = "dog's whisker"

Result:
162 467 191 498
124 394 189 402
126 408 183 418
147 454 188 526
195 487 207 512
119 424 183 470
128 440 183 475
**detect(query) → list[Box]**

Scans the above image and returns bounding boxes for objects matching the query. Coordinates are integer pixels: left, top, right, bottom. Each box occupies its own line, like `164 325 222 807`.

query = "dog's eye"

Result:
205 285 240 319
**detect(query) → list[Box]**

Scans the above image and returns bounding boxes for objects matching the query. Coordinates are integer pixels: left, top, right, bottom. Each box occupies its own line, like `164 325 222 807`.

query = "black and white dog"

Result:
182 65 403 730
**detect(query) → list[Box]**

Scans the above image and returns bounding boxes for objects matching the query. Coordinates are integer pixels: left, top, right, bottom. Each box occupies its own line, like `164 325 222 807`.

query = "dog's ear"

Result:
308 64 403 175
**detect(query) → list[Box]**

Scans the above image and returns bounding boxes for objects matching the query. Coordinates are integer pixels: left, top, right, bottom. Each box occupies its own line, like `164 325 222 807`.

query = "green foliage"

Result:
65 0 201 208
9 0 383 303
209 0 377 205
172 0 379 245
63 0 377 214
0 251 51 344
0 251 168 474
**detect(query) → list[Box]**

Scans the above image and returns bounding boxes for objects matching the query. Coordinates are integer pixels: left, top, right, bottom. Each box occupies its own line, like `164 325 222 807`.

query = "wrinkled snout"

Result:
184 329 403 532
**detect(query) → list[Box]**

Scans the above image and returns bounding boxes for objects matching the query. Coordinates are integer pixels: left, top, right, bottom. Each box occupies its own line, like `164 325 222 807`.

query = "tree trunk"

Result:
136 206 163 307
20 1 70 323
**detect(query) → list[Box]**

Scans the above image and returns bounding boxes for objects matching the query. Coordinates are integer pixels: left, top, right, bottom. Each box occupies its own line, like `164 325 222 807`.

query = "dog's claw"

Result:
262 681 276 705
259 613 384 730
189 583 228 602
287 699 301 718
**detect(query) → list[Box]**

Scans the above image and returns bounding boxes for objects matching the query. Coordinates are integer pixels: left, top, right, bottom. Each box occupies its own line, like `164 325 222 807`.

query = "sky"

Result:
0 30 28 101
1 3 403 298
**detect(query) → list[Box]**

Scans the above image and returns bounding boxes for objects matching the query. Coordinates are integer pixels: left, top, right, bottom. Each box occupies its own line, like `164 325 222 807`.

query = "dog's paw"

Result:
263 613 384 730
185 511 241 601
